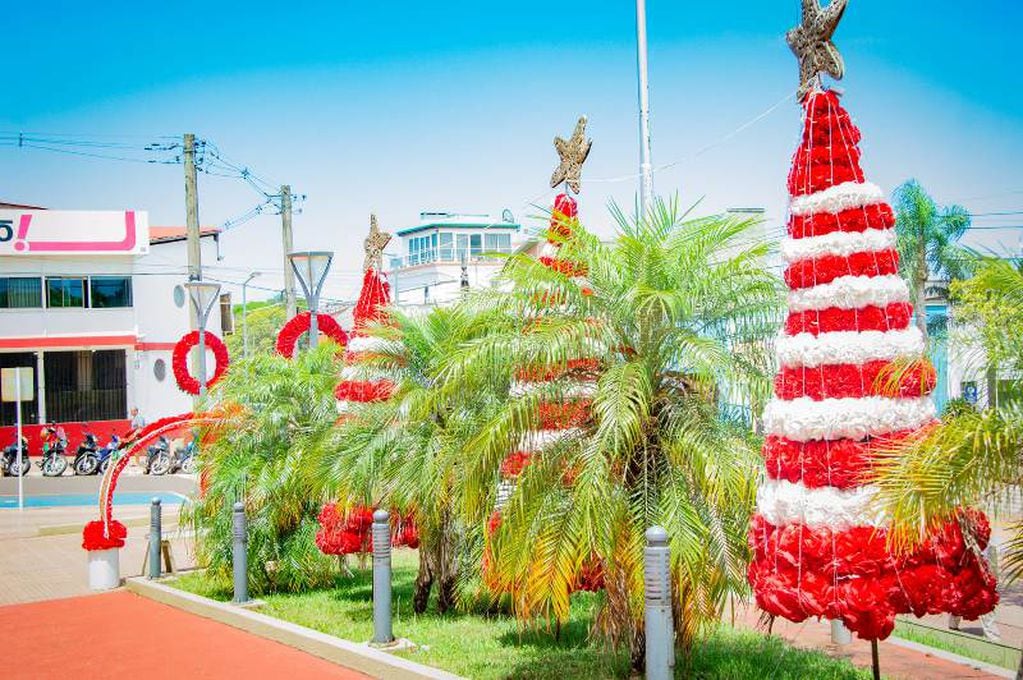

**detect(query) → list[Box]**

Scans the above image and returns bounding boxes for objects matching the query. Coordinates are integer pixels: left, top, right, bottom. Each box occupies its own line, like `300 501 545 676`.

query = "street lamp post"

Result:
288 251 333 349
184 281 222 396
241 272 260 360
635 0 654 220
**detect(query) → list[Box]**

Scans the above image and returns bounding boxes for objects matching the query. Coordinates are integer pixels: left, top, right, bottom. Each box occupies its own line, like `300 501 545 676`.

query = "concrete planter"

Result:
87 548 121 590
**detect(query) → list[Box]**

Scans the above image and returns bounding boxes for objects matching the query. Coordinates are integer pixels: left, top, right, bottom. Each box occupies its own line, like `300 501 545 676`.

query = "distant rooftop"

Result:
396 210 520 237
150 226 221 245
0 201 46 210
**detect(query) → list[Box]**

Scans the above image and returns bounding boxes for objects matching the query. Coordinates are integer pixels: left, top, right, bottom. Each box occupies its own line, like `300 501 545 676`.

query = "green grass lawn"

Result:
892 617 1020 671
171 550 870 679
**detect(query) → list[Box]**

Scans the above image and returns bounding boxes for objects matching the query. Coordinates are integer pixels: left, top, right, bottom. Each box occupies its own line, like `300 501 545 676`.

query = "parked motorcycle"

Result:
170 437 196 475
72 431 101 476
96 434 121 475
143 436 172 476
1 437 30 477
39 426 69 477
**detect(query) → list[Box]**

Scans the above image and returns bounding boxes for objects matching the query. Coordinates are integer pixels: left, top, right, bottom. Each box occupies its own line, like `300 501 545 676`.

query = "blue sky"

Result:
3 0 1022 301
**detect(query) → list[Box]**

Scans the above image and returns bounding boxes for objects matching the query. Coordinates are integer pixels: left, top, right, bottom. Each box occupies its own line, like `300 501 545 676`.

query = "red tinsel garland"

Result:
276 312 348 358
516 358 601 382
548 194 579 240
785 302 912 336
784 249 899 290
775 358 937 401
353 268 391 331
334 379 394 402
538 400 592 429
748 512 997 638
500 451 533 478
172 330 230 395
788 203 895 240
538 255 588 277
315 503 420 556
82 519 127 551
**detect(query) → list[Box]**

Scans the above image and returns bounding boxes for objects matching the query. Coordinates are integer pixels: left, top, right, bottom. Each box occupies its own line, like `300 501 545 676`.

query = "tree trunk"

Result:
413 549 435 614
435 509 459 614
916 243 929 345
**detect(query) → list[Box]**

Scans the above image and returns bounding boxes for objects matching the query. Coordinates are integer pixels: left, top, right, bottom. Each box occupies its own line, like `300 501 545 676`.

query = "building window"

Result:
47 277 87 308
0 277 43 308
484 233 512 254
0 353 38 426
470 234 482 257
153 358 167 382
44 350 127 422
439 233 453 261
89 276 133 308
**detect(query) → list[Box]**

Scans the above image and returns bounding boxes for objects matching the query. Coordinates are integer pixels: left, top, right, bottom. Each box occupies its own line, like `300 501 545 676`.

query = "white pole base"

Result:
88 548 121 590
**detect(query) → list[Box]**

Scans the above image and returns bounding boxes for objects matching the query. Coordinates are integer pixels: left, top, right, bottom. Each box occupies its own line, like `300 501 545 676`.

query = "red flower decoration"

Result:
82 519 127 551
276 312 348 358
500 452 533 478
334 379 394 402
172 330 229 395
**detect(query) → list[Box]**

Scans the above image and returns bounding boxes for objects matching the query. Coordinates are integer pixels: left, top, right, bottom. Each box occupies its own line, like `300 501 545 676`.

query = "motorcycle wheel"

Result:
74 455 98 476
12 458 30 476
179 456 196 475
43 456 68 477
99 458 111 474
150 452 171 476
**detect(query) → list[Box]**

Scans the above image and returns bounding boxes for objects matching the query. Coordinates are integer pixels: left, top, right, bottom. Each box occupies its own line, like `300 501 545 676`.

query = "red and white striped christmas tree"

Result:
747 87 997 639
334 215 395 414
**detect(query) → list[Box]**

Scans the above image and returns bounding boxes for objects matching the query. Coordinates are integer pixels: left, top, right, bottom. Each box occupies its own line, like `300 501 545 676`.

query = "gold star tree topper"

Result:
786 0 849 99
550 116 593 194
363 214 391 273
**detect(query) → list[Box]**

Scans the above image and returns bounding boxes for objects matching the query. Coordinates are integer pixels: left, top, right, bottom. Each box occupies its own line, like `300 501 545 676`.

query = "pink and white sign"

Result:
0 210 149 256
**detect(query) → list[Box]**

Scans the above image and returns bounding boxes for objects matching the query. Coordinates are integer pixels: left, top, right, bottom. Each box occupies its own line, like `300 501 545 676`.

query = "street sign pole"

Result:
15 368 23 510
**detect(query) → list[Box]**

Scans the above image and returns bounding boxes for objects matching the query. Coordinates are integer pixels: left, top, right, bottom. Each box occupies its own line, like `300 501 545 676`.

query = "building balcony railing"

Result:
389 246 513 270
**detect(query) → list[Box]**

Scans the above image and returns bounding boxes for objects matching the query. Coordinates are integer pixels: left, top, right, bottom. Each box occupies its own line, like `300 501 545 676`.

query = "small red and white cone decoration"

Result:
334 267 395 415
747 89 997 640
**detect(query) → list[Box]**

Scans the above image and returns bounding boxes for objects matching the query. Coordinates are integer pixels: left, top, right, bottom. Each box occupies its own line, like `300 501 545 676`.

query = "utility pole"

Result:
184 134 202 283
635 0 654 221
280 185 297 318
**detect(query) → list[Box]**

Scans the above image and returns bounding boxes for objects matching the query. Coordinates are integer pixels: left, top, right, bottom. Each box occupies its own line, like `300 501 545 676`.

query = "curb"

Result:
886 635 1014 679
125 577 465 680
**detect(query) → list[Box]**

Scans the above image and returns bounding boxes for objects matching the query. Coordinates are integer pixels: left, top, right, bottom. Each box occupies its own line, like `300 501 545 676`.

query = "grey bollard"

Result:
371 509 394 645
644 526 674 679
148 498 162 579
830 619 852 645
232 502 248 604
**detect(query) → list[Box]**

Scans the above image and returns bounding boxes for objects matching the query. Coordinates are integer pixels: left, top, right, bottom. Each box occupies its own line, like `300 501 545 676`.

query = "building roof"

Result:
396 211 521 237
149 226 221 245
0 201 46 210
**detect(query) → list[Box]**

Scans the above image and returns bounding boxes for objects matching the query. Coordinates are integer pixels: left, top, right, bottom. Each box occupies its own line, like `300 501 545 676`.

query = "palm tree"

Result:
437 199 782 671
892 180 971 343
873 257 1023 678
185 342 342 593
306 305 507 613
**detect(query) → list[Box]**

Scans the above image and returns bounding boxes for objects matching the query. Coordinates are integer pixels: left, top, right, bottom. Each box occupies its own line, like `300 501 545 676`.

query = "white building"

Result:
0 203 226 448
385 211 524 307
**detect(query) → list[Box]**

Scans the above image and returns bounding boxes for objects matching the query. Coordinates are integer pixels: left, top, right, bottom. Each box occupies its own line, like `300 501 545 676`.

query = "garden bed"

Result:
170 549 869 679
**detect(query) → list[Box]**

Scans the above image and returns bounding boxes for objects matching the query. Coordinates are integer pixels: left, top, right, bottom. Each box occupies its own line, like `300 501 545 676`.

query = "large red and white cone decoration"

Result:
747 90 997 640
497 195 595 506
487 194 604 594
334 268 394 414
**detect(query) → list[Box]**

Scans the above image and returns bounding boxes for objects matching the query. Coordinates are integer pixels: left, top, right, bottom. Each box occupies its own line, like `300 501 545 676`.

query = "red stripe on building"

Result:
0 335 137 350
135 342 177 351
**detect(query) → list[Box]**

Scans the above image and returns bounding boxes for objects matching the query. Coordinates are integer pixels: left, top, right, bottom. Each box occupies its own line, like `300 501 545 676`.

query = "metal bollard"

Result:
232 502 248 604
149 498 162 579
830 619 852 645
371 509 394 645
644 526 674 679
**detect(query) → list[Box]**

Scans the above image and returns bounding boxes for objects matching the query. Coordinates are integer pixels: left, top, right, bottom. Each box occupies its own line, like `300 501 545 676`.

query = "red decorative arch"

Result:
276 312 348 358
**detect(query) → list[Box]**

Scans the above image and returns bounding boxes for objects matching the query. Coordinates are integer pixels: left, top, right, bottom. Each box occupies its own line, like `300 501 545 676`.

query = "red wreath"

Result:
276 312 348 358
173 330 230 395
82 519 127 551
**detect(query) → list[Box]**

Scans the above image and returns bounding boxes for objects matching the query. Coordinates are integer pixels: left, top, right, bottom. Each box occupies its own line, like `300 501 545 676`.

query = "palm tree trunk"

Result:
1016 647 1023 680
413 547 435 614
915 251 929 345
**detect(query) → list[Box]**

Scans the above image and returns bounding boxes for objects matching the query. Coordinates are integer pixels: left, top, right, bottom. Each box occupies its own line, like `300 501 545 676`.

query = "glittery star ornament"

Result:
362 214 391 273
786 0 849 99
550 116 592 194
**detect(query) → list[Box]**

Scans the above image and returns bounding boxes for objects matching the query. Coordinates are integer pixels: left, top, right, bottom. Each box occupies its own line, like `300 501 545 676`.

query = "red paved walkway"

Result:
0 591 372 679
